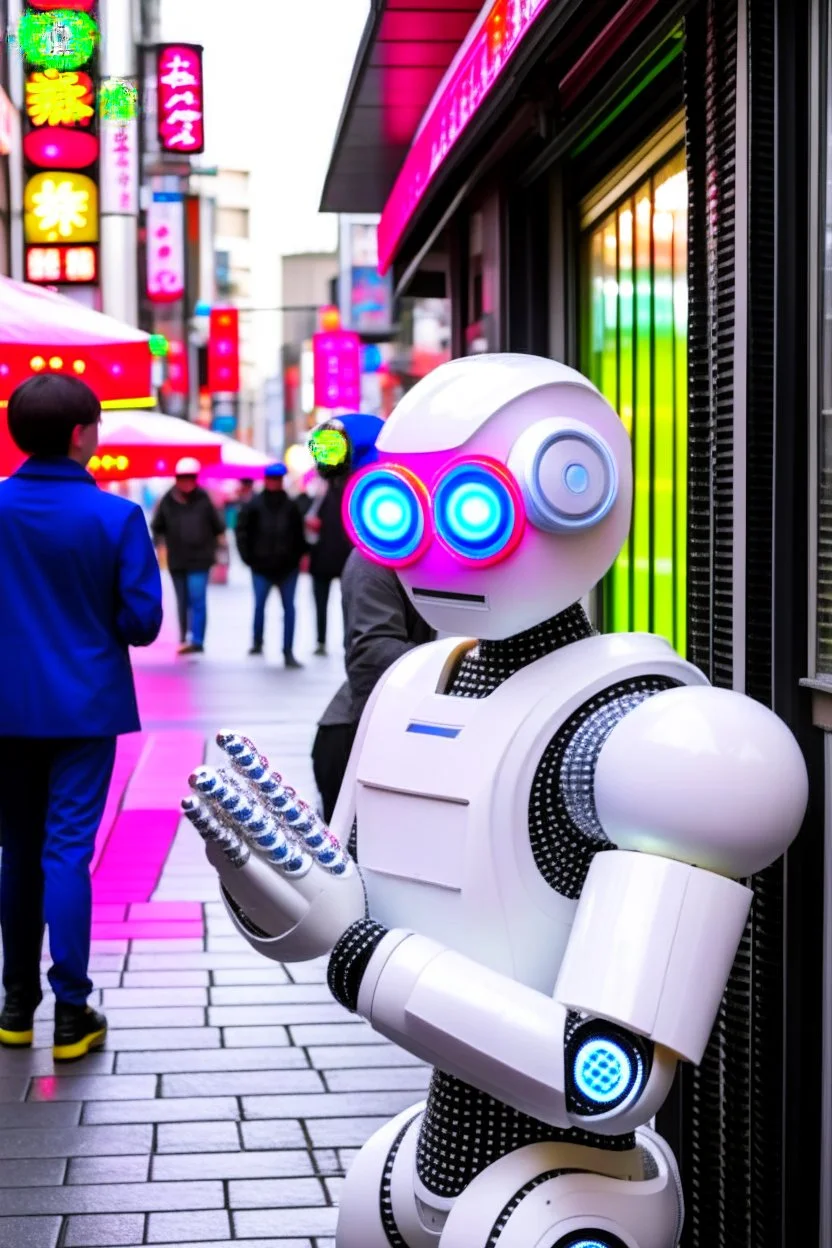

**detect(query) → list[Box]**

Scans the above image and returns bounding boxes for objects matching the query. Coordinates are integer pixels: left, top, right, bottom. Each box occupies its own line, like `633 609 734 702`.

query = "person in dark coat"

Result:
235 463 306 668
305 413 385 656
150 457 226 655
312 549 435 822
0 375 163 1060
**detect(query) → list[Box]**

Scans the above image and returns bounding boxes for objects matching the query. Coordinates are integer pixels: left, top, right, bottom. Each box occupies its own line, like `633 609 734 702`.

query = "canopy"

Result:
90 411 223 480
0 275 153 409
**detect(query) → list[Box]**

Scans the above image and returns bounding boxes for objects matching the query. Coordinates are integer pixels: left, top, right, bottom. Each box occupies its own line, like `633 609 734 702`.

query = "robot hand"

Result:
180 732 366 963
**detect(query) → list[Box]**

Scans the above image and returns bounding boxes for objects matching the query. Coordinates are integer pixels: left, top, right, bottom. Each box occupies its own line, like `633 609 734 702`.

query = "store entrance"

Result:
580 127 688 655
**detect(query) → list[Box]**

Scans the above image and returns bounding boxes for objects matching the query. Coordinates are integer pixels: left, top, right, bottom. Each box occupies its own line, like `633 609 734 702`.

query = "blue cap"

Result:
334 414 384 470
264 463 287 478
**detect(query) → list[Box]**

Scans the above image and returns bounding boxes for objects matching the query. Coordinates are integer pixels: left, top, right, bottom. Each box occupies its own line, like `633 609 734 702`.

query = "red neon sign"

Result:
377 0 554 273
208 308 240 393
313 330 361 411
157 44 204 154
26 243 98 284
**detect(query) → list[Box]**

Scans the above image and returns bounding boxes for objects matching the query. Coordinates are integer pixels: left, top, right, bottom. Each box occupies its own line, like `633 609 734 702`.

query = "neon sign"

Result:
26 244 98 283
146 190 185 303
26 68 94 127
377 0 554 273
100 80 138 215
313 330 361 410
156 44 204 154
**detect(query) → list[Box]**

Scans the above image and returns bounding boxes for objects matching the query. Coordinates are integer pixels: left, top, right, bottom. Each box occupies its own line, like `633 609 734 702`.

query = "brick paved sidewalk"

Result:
0 561 430 1248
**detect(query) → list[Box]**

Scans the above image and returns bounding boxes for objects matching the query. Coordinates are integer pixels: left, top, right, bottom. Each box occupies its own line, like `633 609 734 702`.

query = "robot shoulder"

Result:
591 684 808 878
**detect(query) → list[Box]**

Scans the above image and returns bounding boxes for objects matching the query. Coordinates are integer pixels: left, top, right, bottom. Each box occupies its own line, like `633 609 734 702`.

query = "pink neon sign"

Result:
157 44 205 155
313 330 361 410
377 0 554 273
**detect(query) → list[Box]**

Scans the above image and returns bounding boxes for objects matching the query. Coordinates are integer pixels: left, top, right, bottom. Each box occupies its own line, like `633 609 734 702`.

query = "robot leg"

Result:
335 1101 433 1248
436 1127 683 1248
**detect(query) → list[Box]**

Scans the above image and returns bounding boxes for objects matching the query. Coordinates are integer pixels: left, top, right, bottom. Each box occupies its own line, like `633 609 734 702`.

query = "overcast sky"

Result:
160 0 371 255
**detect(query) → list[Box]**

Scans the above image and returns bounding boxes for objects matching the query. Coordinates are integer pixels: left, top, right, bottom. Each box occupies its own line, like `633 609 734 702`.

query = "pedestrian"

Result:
0 375 163 1060
305 413 384 657
313 548 435 822
150 457 226 655
235 463 306 668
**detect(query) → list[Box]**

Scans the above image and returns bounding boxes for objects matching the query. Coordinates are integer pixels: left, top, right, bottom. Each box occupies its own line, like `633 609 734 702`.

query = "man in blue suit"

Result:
0 375 163 1061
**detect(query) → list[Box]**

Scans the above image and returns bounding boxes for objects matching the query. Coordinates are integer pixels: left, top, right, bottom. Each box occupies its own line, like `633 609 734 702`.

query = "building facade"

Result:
323 1 825 1245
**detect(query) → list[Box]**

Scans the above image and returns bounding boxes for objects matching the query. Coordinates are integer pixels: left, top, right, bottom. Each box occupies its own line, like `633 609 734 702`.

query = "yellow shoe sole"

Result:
0 1026 34 1047
53 1027 107 1062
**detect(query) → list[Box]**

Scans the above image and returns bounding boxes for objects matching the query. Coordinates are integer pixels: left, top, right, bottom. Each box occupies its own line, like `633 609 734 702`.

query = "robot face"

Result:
342 356 633 639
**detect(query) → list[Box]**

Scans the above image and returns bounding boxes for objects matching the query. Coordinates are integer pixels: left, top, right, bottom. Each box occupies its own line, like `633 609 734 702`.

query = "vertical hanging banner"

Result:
313 330 361 410
156 44 204 154
18 1 101 285
146 190 185 303
99 78 138 216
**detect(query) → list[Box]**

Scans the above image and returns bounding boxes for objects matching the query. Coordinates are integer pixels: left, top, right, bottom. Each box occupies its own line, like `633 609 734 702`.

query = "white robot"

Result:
182 355 809 1248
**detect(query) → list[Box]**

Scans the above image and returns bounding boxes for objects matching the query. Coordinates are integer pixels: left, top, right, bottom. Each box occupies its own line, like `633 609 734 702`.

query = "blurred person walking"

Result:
305 475 352 657
151 457 226 655
313 549 435 822
236 464 306 668
0 375 163 1060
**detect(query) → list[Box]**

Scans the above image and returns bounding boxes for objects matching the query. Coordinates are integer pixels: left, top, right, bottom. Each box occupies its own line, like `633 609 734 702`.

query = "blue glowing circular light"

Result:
573 1037 634 1105
347 469 426 564
434 462 520 563
564 462 590 494
571 1241 610 1248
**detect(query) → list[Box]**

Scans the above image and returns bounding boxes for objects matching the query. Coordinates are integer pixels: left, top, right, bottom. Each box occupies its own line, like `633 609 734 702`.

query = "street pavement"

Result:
0 557 430 1248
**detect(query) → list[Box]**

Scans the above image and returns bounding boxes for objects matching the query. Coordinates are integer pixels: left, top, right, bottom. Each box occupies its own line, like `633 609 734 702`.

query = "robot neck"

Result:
449 603 594 699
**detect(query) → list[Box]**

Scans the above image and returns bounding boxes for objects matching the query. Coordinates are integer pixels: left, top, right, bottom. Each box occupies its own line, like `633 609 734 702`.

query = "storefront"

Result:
323 1 823 1245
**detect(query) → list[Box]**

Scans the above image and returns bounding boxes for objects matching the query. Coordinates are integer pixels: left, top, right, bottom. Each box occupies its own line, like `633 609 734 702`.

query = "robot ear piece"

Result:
507 419 619 533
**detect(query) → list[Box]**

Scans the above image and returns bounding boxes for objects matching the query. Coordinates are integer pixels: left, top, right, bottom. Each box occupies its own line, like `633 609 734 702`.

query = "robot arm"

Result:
329 684 808 1135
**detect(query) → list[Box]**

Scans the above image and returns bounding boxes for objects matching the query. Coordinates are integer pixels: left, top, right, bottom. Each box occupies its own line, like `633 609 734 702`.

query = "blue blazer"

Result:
0 458 163 738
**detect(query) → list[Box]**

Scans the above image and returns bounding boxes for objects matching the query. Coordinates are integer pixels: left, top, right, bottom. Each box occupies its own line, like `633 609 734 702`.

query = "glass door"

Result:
580 134 688 654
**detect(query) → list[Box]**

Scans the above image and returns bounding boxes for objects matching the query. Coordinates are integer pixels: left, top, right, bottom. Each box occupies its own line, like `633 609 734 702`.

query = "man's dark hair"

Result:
8 374 101 458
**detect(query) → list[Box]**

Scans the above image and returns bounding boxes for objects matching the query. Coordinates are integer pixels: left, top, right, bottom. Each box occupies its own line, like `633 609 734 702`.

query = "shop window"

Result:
580 137 688 655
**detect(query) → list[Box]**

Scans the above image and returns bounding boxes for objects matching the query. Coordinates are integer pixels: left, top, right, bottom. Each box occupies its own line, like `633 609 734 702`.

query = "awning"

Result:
320 0 481 215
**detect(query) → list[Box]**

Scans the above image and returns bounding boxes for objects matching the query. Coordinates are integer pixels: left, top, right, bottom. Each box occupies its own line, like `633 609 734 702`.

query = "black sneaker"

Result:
284 652 303 669
249 644 263 656
0 990 41 1048
53 1004 107 1062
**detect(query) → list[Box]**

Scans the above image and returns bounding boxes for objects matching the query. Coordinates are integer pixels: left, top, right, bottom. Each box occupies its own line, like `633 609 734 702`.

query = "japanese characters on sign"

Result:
156 44 205 155
19 1 101 283
313 330 362 411
99 79 138 216
147 191 185 304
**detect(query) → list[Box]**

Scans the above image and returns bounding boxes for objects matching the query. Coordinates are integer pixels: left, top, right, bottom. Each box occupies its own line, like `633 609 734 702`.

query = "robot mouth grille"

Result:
413 588 487 606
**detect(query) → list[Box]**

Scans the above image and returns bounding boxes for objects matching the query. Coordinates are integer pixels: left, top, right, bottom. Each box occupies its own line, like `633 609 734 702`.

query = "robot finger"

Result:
188 766 311 876
216 731 353 877
180 795 249 869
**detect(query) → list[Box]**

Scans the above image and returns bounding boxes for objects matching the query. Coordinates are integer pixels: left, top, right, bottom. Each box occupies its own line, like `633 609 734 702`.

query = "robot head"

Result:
341 355 632 640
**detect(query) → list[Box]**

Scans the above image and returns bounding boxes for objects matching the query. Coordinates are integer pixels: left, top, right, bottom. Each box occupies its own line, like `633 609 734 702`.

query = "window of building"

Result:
580 125 688 654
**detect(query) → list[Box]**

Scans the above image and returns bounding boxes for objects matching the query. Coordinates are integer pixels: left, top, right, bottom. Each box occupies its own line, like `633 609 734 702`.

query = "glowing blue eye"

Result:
346 469 427 565
433 461 522 564
573 1037 637 1105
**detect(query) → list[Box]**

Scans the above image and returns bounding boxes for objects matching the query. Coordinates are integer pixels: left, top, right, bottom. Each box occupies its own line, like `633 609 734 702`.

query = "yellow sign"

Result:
26 69 95 128
24 172 98 244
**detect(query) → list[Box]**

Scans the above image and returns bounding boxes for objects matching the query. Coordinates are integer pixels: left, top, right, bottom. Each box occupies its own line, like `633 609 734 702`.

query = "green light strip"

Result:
571 40 684 158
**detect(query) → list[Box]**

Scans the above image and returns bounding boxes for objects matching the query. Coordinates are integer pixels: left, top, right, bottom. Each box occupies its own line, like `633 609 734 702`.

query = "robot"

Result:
181 355 809 1248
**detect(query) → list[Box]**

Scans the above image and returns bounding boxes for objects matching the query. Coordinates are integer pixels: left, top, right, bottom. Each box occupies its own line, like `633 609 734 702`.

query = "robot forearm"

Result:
329 921 678 1134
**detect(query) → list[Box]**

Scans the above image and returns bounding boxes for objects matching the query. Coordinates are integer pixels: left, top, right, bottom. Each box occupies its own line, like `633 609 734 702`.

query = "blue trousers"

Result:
252 570 298 653
171 570 209 647
0 737 116 1007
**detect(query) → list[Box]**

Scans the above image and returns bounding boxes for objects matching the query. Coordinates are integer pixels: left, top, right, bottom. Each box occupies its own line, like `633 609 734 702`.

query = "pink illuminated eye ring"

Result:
432 457 525 566
343 466 431 568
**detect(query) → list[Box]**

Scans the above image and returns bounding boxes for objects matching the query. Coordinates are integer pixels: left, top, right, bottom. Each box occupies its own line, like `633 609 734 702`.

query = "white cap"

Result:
175 457 201 476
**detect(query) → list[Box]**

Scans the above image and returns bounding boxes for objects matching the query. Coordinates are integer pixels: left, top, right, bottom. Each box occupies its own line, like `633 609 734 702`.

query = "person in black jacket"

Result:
306 474 353 656
236 463 306 668
312 548 435 821
151 457 226 655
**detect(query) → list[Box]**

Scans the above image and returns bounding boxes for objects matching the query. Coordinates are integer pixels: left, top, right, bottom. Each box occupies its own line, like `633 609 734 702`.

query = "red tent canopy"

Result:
0 275 155 476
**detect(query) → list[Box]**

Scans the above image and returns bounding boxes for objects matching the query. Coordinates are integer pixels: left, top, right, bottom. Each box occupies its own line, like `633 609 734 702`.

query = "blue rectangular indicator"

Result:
406 722 461 739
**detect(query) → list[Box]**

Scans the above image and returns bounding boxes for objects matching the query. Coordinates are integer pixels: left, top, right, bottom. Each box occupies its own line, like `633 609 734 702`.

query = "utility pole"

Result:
98 0 139 324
